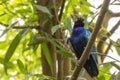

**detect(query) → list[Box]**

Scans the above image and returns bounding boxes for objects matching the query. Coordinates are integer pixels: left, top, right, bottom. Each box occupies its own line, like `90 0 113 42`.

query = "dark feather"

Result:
69 18 99 77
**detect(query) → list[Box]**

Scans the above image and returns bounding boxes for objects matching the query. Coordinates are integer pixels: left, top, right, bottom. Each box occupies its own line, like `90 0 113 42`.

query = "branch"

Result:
97 39 112 63
98 52 120 63
108 10 120 17
58 0 65 21
110 0 117 5
104 40 112 55
70 0 110 80
102 10 120 27
97 20 120 53
88 12 99 25
109 20 120 34
12 26 40 29
0 22 8 26
0 22 40 29
52 0 60 24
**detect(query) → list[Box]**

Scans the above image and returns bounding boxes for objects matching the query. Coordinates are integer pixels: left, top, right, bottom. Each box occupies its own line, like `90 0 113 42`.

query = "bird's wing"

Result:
70 32 88 59
83 30 99 77
84 29 98 64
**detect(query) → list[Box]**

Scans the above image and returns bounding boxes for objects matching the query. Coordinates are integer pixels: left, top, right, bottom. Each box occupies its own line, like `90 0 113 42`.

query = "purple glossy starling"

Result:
69 18 99 77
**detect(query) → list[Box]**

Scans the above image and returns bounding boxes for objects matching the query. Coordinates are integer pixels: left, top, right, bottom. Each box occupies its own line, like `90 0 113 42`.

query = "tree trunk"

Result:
36 0 57 78
41 43 56 76
63 57 71 79
36 0 65 79
57 54 64 80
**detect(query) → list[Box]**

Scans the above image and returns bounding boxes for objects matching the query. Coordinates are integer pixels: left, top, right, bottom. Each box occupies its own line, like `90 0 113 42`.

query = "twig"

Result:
99 19 120 42
99 53 120 63
110 0 117 5
0 22 8 26
102 40 112 61
104 41 112 52
109 20 120 34
92 52 120 63
0 22 40 29
12 26 40 29
88 12 99 25
58 0 65 21
52 0 60 23
108 10 120 17
70 0 110 80
97 20 120 53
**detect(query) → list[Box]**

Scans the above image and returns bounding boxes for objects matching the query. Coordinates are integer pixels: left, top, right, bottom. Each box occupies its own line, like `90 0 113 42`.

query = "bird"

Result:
69 17 99 77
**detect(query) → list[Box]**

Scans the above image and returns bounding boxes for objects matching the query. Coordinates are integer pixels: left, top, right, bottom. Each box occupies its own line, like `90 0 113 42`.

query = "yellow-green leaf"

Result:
35 5 52 17
41 42 53 74
17 59 26 74
51 24 62 35
4 29 29 63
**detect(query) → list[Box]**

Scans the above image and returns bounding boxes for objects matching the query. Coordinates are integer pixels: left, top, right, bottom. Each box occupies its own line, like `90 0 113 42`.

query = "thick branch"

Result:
70 0 110 80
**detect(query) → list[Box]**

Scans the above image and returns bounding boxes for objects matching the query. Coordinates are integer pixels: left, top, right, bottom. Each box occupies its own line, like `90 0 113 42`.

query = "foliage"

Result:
41 42 53 74
97 62 112 80
112 39 120 56
0 1 40 79
0 0 120 80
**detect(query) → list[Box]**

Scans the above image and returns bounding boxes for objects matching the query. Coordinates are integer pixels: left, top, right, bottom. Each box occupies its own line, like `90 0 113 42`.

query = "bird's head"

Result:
74 17 84 28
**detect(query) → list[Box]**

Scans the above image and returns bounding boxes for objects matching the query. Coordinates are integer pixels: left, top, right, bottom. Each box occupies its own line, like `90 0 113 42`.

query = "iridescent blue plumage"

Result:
69 18 99 77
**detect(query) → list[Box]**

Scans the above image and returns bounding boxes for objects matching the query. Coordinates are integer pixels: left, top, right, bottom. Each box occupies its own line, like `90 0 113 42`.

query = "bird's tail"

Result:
84 55 99 77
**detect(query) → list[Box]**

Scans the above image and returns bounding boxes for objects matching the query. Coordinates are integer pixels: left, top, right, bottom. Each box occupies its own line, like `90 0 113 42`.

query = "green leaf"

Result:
112 39 120 56
4 29 29 63
97 75 105 80
4 61 14 74
28 35 40 46
66 17 72 35
0 21 18 37
57 50 73 57
28 35 40 53
35 5 52 17
41 42 53 74
51 24 62 35
102 62 113 71
44 32 64 50
97 62 112 80
17 59 26 74
0 57 4 64
111 62 120 70
43 32 73 58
